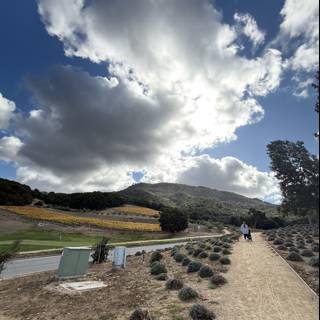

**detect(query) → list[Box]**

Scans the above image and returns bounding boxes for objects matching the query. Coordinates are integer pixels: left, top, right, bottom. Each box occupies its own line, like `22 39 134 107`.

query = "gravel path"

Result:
215 233 319 320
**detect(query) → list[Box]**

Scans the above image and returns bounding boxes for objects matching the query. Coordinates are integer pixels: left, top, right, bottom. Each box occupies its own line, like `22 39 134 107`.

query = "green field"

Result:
0 229 151 253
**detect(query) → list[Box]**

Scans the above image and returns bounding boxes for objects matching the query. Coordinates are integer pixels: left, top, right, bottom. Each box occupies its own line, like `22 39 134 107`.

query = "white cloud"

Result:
0 93 16 130
16 164 135 193
279 0 319 73
234 13 265 48
0 136 23 162
279 0 318 39
34 0 282 152
0 0 285 201
142 155 280 201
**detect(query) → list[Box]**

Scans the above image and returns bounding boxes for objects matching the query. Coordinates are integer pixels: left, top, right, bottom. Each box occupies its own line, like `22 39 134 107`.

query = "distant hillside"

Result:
119 183 278 218
0 178 33 205
0 178 278 220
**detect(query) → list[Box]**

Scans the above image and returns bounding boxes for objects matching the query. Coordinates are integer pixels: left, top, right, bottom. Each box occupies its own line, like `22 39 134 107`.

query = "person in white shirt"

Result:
240 222 250 240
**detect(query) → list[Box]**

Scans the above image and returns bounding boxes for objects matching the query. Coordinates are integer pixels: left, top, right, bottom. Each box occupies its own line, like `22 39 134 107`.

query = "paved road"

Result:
0 242 187 280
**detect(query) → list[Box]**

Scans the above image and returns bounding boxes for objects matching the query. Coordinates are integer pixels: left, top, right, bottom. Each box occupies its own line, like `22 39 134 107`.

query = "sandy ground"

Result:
214 233 319 320
0 233 318 320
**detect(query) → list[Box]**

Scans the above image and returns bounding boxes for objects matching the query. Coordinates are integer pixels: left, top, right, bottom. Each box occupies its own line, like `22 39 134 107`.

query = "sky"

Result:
0 0 318 203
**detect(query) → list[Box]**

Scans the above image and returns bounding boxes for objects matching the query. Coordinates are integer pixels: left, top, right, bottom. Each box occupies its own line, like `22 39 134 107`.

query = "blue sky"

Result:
0 0 318 201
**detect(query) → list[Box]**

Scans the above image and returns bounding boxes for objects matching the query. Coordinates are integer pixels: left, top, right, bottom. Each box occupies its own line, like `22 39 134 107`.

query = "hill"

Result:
0 178 279 223
118 183 278 218
0 178 33 205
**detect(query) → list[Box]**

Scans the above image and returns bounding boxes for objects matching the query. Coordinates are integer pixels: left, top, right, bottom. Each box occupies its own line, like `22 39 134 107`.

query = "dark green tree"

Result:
267 140 319 221
91 237 110 264
159 207 188 233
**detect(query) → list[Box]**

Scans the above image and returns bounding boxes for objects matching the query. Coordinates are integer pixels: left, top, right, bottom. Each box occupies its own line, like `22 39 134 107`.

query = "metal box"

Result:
112 246 127 269
57 247 91 279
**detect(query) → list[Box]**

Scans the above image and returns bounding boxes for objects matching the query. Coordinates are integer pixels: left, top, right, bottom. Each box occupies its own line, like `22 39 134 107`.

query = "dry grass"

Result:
1 206 161 232
112 205 159 218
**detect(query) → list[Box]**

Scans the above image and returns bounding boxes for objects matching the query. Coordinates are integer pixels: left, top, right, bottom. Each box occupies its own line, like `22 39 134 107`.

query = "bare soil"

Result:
214 233 319 320
0 212 35 234
1 233 318 320
0 250 226 320
265 226 319 295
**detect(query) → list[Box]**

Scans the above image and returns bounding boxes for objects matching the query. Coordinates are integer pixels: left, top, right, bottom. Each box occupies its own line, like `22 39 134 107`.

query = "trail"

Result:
214 233 319 320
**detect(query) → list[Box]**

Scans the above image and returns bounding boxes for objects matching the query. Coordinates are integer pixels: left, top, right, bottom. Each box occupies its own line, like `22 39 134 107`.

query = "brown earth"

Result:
0 233 318 320
0 212 35 234
212 233 319 320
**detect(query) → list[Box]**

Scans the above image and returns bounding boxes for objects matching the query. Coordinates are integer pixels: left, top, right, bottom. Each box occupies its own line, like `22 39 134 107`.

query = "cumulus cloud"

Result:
0 136 23 162
0 93 16 130
234 13 265 48
17 66 181 174
142 155 280 200
1 0 285 201
16 164 135 193
279 0 319 73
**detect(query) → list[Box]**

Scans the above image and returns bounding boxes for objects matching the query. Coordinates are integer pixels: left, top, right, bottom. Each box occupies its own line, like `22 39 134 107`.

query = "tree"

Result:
91 237 110 264
267 140 319 220
159 207 188 233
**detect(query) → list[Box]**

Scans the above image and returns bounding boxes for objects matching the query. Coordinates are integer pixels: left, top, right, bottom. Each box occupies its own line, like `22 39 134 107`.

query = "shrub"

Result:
312 244 319 252
135 251 142 256
284 242 294 247
182 257 191 266
210 274 227 286
150 251 163 264
289 247 299 253
155 273 168 281
273 239 284 245
187 249 194 256
159 208 188 233
213 246 222 253
92 237 110 264
306 238 314 244
129 309 152 320
178 287 198 301
198 242 207 249
189 304 215 320
193 248 203 257
267 236 275 241
174 253 186 263
301 249 314 257
165 279 184 290
286 252 303 262
150 262 167 275
187 261 202 273
277 245 288 251
309 257 319 267
171 247 179 257
297 244 306 250
223 243 231 249
222 249 231 255
209 253 221 261
199 252 209 259
198 266 214 278
220 257 231 265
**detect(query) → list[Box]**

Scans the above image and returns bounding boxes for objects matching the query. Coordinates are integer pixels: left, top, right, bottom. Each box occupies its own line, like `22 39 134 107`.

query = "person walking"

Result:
240 221 250 240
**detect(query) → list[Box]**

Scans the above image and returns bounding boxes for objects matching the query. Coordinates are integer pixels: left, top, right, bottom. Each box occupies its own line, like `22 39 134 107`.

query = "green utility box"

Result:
57 247 91 279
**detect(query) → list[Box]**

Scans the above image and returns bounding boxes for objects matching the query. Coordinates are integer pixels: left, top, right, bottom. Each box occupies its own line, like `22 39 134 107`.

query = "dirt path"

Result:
214 233 319 320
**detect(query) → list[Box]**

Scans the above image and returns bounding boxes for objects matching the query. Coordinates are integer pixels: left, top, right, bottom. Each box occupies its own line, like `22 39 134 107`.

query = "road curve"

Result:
0 242 186 279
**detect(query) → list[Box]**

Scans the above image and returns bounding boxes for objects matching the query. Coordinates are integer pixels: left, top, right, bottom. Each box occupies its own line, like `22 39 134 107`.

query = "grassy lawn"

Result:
0 229 151 253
